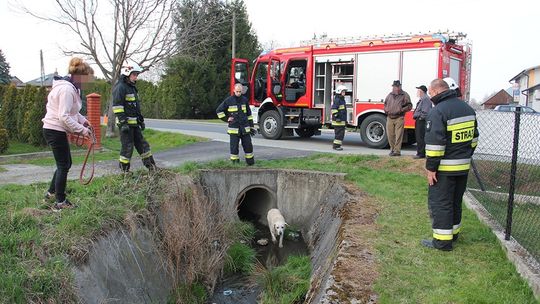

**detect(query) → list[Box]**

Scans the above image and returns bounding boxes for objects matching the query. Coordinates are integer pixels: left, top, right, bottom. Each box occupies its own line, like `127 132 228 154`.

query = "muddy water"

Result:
209 221 309 304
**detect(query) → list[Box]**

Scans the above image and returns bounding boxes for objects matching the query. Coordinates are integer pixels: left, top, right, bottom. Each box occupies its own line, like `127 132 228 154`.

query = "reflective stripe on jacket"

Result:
216 95 254 135
112 76 143 126
425 90 479 175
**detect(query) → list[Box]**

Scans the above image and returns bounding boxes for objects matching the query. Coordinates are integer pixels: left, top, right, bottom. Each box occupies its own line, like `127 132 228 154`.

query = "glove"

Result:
250 128 257 136
140 122 146 131
120 124 130 133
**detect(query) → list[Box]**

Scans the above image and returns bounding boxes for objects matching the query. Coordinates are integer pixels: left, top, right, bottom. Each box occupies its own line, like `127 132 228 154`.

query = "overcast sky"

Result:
1 0 539 101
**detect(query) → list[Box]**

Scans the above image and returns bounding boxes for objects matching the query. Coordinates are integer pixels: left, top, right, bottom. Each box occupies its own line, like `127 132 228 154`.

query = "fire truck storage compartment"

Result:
314 54 355 123
354 49 438 106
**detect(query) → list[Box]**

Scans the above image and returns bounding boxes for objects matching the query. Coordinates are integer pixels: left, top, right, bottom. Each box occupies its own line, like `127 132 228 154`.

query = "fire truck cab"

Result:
230 32 471 148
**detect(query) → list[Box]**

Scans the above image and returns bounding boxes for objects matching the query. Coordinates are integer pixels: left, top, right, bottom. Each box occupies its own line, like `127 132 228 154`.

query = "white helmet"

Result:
120 63 143 77
443 77 459 90
336 85 348 94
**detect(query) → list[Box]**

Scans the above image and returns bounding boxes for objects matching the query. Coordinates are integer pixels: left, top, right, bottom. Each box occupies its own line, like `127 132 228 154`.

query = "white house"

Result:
509 65 540 111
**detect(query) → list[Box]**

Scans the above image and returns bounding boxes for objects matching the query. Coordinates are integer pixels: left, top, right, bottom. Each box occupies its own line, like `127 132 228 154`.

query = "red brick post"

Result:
86 93 102 149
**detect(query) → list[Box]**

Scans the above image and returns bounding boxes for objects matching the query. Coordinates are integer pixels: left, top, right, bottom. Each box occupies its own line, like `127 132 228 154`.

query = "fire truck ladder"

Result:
300 31 468 47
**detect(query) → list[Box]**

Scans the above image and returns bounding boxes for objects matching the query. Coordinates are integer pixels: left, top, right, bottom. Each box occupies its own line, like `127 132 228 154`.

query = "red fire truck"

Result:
230 32 472 148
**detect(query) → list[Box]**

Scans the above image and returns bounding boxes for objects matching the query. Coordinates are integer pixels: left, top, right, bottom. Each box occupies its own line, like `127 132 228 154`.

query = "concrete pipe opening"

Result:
236 185 276 224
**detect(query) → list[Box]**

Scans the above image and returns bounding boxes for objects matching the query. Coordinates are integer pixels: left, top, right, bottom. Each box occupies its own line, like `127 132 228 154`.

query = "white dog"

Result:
267 208 288 248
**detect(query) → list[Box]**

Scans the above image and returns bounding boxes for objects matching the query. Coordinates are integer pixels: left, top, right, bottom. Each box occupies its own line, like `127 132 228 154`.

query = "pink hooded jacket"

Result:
42 79 88 135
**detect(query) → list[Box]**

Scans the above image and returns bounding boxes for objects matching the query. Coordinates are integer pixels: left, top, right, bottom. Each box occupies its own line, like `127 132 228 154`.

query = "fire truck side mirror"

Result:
273 85 281 95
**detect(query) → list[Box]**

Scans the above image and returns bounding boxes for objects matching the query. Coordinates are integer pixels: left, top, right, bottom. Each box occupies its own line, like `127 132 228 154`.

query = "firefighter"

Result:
422 79 479 251
112 63 156 173
331 85 348 150
216 83 256 165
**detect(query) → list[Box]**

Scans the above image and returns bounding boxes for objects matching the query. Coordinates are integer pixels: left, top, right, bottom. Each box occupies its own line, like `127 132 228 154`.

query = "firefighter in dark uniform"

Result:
216 83 256 165
422 79 479 251
331 85 348 150
112 63 156 172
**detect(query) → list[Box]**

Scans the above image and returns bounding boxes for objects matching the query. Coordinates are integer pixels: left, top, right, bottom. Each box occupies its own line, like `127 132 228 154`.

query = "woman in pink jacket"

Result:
42 57 94 210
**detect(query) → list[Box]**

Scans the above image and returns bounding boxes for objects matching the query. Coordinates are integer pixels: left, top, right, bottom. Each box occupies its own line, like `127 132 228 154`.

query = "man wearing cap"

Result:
412 85 432 159
384 80 412 156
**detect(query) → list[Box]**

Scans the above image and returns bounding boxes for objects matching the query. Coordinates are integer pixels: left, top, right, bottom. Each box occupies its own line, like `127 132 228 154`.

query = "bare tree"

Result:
18 0 224 136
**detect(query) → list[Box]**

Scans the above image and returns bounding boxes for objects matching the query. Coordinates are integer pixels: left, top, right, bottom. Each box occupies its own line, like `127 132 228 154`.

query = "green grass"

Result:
167 282 207 304
0 171 159 303
225 220 256 243
2 140 55 155
2 153 538 303
224 242 257 274
471 159 540 196
225 154 538 304
3 128 205 166
258 255 311 304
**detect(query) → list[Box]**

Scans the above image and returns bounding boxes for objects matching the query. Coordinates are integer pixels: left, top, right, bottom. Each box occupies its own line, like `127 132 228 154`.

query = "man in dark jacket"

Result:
412 85 432 159
384 80 412 156
216 83 256 165
422 79 479 251
112 63 156 173
331 85 348 150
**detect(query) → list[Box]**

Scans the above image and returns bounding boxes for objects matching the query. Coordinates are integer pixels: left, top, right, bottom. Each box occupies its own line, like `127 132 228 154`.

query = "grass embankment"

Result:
1 127 205 166
1 154 538 303
0 173 156 303
181 154 539 303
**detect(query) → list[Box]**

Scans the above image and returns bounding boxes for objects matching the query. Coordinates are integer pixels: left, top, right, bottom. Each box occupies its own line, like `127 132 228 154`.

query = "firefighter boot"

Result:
142 156 157 171
231 159 240 164
246 157 255 166
421 239 452 251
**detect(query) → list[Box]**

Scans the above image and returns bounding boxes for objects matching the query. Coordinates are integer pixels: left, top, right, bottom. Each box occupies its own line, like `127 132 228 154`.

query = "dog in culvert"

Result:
267 208 288 248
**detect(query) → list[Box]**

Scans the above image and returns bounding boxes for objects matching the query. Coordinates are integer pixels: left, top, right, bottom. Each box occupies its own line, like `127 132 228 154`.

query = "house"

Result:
509 65 540 111
482 89 513 109
20 72 58 88
10 76 23 86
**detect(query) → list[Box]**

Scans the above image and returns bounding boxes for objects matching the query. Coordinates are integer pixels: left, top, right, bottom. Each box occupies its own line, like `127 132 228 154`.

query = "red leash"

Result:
76 126 96 185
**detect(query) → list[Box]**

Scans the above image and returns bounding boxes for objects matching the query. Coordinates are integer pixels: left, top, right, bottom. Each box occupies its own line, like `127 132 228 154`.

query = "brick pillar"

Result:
86 93 102 149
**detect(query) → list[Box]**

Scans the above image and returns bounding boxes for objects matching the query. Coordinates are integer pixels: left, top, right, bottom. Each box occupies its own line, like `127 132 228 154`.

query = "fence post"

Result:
505 106 521 240
86 93 102 149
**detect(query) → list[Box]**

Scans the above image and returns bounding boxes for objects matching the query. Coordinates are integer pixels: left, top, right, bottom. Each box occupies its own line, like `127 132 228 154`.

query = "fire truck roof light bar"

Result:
299 31 467 48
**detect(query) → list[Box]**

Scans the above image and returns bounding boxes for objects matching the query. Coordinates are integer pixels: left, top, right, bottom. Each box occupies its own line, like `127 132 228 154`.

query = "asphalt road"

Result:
145 119 417 156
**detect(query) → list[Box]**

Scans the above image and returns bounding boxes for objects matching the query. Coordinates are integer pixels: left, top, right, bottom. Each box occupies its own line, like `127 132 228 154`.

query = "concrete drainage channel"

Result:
73 169 374 303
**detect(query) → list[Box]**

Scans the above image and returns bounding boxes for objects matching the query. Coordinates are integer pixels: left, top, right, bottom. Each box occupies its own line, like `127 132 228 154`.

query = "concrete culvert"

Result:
72 169 378 303
236 186 276 223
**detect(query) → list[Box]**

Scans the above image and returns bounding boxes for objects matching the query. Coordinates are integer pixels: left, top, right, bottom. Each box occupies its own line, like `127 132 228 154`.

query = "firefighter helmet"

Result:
336 85 348 94
120 63 143 77
443 77 459 90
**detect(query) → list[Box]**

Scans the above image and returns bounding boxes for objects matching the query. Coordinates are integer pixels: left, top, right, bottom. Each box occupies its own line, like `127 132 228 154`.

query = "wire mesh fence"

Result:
468 107 540 262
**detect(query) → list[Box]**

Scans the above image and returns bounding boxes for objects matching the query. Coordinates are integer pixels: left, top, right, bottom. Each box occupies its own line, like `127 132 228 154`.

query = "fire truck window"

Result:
284 60 307 102
271 60 282 101
254 62 268 101
234 62 248 84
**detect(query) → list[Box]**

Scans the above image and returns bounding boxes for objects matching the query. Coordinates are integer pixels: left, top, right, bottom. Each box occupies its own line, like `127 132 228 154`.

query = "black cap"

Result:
392 80 401 87
416 85 427 93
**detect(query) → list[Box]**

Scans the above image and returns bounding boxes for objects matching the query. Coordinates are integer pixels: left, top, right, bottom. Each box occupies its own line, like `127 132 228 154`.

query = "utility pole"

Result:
40 50 45 87
232 9 236 58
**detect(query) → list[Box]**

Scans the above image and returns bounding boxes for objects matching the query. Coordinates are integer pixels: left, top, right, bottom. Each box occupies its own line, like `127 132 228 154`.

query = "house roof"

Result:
10 76 23 86
480 89 512 105
23 72 58 87
509 65 540 82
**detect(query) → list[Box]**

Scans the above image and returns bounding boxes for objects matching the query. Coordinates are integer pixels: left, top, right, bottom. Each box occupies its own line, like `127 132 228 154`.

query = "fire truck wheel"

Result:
359 114 389 149
260 110 283 139
295 127 316 138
